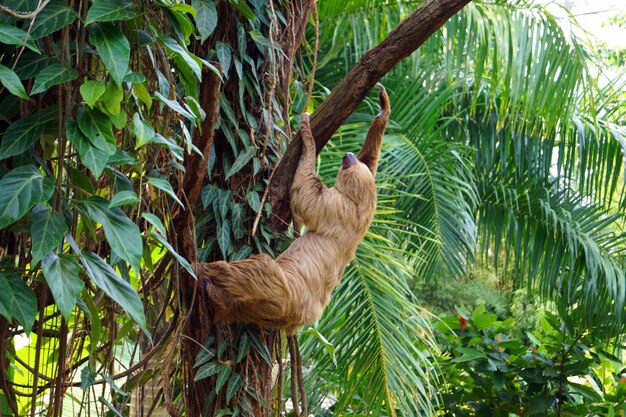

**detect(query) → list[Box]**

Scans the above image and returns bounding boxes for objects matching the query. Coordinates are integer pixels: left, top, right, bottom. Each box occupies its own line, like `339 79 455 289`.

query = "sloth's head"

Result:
335 152 376 203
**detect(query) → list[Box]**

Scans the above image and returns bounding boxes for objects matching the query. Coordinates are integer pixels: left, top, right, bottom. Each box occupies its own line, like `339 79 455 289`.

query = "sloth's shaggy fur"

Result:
196 85 390 334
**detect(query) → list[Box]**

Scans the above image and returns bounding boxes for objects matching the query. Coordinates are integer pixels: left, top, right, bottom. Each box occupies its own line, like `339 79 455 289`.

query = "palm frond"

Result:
300 229 440 416
479 182 626 335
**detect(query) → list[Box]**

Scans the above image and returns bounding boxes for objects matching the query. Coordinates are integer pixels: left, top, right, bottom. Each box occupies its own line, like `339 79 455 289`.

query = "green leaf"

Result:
141 213 166 236
153 91 196 122
80 80 106 108
31 63 78 95
148 176 184 208
80 252 147 333
304 327 337 366
215 364 231 391
30 0 78 39
41 253 84 320
0 64 28 99
246 191 260 212
100 79 123 117
217 218 231 258
107 150 137 166
202 185 220 208
31 204 68 265
132 113 155 148
0 272 37 334
85 0 136 24
109 191 138 208
225 374 243 404
158 36 202 80
131 83 152 110
232 203 245 240
194 362 220 381
215 41 231 77
83 197 143 271
230 0 255 21
122 72 146 83
152 134 183 161
0 165 54 228
150 232 196 279
192 0 217 43
0 106 58 160
471 310 498 331
80 365 97 390
67 119 109 177
0 24 40 53
452 347 487 363
90 22 130 85
225 147 255 180
76 107 117 154
0 272 11 320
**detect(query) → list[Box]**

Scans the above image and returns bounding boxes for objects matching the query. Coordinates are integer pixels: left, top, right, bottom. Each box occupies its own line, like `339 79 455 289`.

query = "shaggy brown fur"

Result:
196 84 390 334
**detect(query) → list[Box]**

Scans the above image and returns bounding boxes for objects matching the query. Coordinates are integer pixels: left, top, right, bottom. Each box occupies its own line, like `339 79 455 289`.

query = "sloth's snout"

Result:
342 152 358 169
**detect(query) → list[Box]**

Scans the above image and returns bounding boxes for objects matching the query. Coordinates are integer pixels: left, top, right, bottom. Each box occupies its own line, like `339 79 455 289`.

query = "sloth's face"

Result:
336 152 375 201
341 152 358 170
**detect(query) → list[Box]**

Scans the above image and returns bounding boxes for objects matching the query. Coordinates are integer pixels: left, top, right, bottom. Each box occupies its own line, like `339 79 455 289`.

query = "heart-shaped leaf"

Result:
42 253 84 320
76 107 117 154
90 22 130 85
0 272 37 334
31 204 68 265
67 119 109 177
0 165 54 228
30 0 78 39
80 80 106 108
0 106 58 160
31 63 78 95
82 197 143 271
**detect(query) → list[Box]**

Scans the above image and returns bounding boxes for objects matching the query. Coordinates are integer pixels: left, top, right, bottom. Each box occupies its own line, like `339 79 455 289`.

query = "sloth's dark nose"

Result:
342 152 357 169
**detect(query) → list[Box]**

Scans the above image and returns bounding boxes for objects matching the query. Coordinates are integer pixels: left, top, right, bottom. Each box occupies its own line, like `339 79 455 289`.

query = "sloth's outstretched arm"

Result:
290 113 327 230
357 83 390 176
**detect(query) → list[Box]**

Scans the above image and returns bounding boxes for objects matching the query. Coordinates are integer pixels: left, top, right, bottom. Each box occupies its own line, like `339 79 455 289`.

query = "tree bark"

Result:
268 0 473 230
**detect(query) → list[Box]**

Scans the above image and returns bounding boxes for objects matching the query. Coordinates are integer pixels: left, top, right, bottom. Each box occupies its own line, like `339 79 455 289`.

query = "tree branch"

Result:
268 0 472 230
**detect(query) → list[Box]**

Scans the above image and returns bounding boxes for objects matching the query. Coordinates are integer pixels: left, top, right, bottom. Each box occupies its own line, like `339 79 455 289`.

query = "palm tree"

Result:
299 0 626 415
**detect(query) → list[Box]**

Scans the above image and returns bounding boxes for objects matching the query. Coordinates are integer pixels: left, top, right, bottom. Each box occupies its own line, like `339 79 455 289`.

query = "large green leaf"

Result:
0 106 58 160
158 36 202 80
41 253 84 320
30 0 78 39
0 272 37 334
80 252 147 331
0 23 40 52
85 0 137 24
0 64 28 99
89 22 130 86
76 107 117 154
82 196 143 271
67 119 109 177
80 80 106 108
0 165 54 228
191 0 217 43
31 63 78 95
31 204 68 265
132 112 155 148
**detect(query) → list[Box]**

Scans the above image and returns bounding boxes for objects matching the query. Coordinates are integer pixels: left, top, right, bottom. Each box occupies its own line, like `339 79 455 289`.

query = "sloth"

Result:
196 84 390 334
